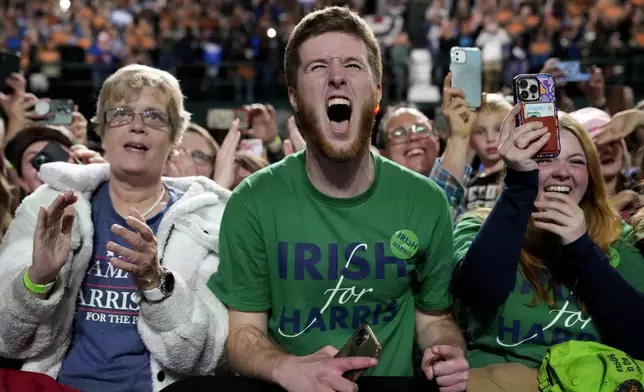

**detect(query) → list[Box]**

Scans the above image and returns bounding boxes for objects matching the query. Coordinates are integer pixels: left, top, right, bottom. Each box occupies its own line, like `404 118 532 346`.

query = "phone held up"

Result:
30 141 79 172
239 138 265 157
334 323 382 382
0 49 21 95
34 99 75 126
513 73 561 158
449 47 482 109
234 107 250 131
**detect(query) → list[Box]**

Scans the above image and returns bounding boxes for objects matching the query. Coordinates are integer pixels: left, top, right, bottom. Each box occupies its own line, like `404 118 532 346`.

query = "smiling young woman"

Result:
451 110 644 370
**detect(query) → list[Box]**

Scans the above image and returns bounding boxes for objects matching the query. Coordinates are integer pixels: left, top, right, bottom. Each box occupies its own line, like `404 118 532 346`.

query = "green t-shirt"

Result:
208 151 454 376
453 216 644 369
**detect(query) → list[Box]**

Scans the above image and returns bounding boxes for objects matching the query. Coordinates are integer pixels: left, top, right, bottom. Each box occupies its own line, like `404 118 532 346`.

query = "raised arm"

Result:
0 189 78 358
452 103 551 308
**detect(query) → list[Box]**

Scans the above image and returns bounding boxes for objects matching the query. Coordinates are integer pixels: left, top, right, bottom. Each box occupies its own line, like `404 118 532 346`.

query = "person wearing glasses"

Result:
0 64 229 392
378 103 440 177
164 122 219 179
429 73 512 220
5 125 105 196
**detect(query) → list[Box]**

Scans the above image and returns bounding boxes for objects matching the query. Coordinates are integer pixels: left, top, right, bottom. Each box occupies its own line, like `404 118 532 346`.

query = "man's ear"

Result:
288 87 298 112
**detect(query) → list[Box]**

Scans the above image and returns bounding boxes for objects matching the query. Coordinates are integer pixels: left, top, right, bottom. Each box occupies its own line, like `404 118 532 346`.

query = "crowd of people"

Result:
0 2 643 392
2 0 644 105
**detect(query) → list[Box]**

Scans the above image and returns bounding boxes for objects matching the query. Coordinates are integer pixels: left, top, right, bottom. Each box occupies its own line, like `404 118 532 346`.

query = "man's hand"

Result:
422 345 469 392
274 345 377 392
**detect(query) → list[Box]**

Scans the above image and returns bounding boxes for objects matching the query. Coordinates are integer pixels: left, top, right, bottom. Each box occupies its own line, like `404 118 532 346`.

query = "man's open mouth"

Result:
327 97 351 133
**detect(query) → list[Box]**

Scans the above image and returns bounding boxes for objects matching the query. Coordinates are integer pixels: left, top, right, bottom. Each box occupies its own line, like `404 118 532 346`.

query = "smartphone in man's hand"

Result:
335 324 382 382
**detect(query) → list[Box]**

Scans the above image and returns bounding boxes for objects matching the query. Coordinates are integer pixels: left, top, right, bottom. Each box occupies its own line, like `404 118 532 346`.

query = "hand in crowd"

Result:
244 104 278 144
593 108 644 146
441 73 478 140
69 105 89 145
275 345 377 392
533 193 587 245
497 104 551 172
107 208 165 291
70 144 106 165
213 119 241 190
610 190 643 216
421 345 469 392
631 207 644 241
0 74 44 142
540 58 566 85
283 116 306 156
579 66 606 107
164 148 198 178
29 190 78 286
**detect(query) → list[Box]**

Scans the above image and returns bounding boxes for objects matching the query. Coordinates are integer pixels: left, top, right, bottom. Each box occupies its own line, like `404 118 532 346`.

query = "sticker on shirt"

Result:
390 230 419 260
616 380 643 392
523 102 555 119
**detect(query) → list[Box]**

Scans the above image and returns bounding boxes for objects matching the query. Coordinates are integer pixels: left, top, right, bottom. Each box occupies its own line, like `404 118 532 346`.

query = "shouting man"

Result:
209 6 469 392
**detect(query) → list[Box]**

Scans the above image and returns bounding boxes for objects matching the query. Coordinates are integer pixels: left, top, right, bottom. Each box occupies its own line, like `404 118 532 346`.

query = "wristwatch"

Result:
143 267 175 303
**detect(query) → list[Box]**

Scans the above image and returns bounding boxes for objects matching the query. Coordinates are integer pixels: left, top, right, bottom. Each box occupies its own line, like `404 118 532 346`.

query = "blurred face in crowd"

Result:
289 32 382 163
233 164 253 190
536 129 589 205
596 140 624 180
470 110 504 167
177 131 216 178
18 140 75 194
383 109 439 176
102 86 174 181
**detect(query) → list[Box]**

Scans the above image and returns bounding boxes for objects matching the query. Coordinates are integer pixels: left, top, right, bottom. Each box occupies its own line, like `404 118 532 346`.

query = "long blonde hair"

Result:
466 112 623 307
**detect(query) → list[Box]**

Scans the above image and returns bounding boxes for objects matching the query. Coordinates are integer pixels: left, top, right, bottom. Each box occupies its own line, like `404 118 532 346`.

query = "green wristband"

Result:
23 270 55 294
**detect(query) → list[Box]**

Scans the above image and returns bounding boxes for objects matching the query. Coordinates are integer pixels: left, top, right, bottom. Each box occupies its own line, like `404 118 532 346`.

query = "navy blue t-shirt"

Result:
58 182 183 392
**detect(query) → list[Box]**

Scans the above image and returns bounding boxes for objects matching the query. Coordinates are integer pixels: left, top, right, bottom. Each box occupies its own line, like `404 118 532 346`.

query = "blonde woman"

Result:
231 151 269 190
452 108 644 369
164 122 219 179
430 73 512 220
0 65 229 391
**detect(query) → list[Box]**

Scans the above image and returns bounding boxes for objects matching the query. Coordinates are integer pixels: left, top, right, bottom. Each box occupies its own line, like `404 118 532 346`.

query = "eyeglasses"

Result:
176 148 214 166
387 123 435 144
104 108 171 130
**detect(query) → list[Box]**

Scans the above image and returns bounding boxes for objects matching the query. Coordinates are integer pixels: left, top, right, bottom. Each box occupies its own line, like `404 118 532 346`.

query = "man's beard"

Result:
294 92 377 163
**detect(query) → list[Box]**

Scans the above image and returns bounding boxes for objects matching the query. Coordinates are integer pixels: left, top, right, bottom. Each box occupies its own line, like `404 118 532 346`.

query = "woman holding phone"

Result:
451 107 644 369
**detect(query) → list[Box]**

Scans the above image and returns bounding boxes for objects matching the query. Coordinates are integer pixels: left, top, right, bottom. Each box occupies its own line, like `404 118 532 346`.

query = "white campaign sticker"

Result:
523 103 555 119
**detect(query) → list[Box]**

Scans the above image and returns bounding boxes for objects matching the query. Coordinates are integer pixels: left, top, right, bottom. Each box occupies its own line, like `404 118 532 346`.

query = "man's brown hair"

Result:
284 6 382 90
